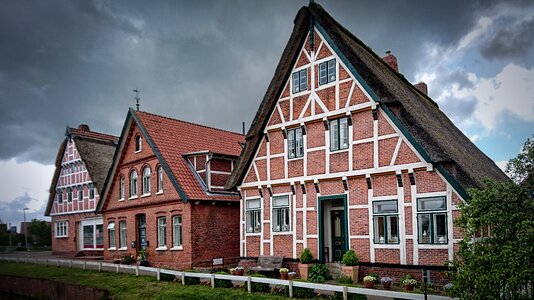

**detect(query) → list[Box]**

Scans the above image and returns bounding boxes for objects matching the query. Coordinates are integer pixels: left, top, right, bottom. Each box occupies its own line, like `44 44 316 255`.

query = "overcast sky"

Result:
1 0 533 229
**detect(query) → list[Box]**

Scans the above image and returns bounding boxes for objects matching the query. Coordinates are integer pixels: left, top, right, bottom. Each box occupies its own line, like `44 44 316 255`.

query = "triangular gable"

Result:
96 109 189 213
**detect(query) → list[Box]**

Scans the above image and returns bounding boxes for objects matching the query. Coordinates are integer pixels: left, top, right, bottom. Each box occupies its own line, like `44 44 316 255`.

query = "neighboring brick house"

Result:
45 125 117 257
226 3 509 281
96 109 243 269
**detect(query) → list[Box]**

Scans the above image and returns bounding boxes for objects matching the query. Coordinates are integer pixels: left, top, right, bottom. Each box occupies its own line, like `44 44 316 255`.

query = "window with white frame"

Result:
78 186 83 201
287 127 304 159
55 221 68 238
292 69 307 93
417 196 447 244
57 190 63 203
272 195 290 232
119 176 124 199
157 217 167 247
157 166 163 193
373 200 399 244
119 221 127 248
172 215 182 248
142 167 151 194
329 117 349 151
319 59 336 85
130 170 138 197
89 183 95 199
108 222 116 249
135 135 142 152
67 188 73 202
246 199 261 233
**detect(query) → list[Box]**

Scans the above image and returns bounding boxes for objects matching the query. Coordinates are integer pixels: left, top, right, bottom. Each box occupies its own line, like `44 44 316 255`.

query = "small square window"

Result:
319 59 336 85
292 69 308 93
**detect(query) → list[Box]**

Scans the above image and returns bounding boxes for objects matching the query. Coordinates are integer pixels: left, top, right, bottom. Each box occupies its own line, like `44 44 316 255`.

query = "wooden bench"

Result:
249 256 284 275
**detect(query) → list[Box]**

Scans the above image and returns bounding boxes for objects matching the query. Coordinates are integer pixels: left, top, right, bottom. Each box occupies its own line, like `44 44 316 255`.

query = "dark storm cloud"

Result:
481 17 534 61
0 193 46 230
0 0 532 165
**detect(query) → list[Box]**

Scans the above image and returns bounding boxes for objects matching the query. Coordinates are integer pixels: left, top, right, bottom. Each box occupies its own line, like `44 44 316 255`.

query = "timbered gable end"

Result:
184 152 237 193
239 24 464 267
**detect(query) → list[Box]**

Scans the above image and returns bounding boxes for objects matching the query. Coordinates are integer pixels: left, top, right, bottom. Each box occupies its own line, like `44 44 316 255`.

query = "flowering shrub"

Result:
380 277 393 283
402 278 417 286
279 267 289 273
363 276 376 283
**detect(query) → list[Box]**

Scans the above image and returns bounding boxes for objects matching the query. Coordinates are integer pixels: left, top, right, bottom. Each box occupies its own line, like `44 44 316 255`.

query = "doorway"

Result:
318 195 348 263
137 214 147 251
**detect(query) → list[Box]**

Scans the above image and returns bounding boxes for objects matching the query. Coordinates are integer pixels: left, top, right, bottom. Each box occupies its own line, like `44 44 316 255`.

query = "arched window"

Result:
119 176 125 199
130 170 138 197
142 167 151 194
135 135 142 152
157 166 163 193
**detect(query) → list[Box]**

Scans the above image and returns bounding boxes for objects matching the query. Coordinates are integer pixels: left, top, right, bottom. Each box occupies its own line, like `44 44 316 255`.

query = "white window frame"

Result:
157 166 163 193
172 215 182 250
319 58 336 85
119 220 127 249
272 195 291 232
246 198 262 233
292 68 308 93
142 167 151 195
130 170 138 198
287 127 304 159
329 117 349 151
135 135 142 152
108 222 116 250
55 220 68 238
417 196 448 244
119 176 125 200
373 200 399 244
157 217 167 249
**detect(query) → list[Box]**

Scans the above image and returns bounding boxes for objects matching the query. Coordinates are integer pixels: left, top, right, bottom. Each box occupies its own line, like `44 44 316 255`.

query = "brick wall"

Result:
51 212 101 256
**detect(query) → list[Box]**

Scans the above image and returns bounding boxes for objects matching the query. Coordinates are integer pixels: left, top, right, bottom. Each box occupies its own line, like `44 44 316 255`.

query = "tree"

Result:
27 219 51 246
450 137 534 299
506 135 533 189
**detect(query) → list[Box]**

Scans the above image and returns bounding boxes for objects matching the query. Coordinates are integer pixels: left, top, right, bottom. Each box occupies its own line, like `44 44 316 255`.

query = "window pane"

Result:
328 59 336 82
246 211 254 233
418 214 431 243
300 69 307 91
283 208 290 231
273 208 281 231
292 72 299 93
388 216 399 243
374 216 385 243
373 200 398 214
296 127 303 157
254 210 261 232
319 63 327 84
288 130 295 158
119 221 127 248
173 215 182 247
109 227 116 248
273 196 289 207
158 217 166 247
83 225 94 248
340 118 348 149
157 167 163 192
418 197 446 211
434 214 447 243
247 199 261 209
95 224 103 248
330 119 339 150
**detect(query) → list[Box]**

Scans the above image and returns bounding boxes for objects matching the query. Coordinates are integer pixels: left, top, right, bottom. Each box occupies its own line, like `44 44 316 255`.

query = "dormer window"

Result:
135 135 142 152
319 59 336 85
292 69 308 93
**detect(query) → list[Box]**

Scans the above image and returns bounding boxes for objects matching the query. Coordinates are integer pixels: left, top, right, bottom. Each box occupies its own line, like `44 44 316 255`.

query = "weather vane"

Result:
133 88 140 111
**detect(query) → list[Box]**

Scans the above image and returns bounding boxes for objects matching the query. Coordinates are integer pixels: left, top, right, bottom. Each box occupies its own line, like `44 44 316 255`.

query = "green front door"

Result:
331 210 345 262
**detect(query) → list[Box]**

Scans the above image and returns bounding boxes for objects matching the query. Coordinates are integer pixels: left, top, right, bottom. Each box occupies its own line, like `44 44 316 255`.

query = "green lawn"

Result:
0 261 291 300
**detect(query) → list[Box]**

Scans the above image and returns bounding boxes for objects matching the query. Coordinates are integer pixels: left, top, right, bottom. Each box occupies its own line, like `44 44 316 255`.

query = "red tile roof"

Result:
135 111 244 201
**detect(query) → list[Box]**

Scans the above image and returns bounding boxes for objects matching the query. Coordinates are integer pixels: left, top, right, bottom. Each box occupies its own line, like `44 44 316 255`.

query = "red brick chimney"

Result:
414 82 428 95
382 50 398 72
78 124 90 131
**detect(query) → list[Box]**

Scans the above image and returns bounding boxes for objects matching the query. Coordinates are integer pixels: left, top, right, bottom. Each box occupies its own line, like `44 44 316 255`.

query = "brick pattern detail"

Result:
270 157 284 180
348 177 368 205
306 121 325 148
395 141 421 165
295 50 310 68
378 137 398 167
377 111 396 136
414 170 446 193
307 150 326 175
348 85 369 106
292 95 308 120
375 249 400 264
372 174 397 197
280 100 290 123
269 130 284 154
330 151 349 173
353 110 373 140
419 249 448 265
316 86 336 112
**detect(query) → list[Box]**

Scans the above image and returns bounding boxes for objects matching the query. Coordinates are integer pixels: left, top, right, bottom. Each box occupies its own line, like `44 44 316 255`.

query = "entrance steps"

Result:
326 262 343 279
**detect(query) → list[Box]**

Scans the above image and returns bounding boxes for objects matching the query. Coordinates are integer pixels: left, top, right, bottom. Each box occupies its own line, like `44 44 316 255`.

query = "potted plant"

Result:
363 275 375 288
381 277 393 289
298 248 314 280
341 249 359 283
279 267 289 280
137 249 148 266
229 268 236 275
288 271 297 280
402 276 417 291
235 266 244 276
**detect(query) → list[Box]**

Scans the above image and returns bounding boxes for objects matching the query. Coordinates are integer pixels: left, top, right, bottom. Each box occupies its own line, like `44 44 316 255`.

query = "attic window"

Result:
319 59 336 85
135 135 142 152
292 69 308 93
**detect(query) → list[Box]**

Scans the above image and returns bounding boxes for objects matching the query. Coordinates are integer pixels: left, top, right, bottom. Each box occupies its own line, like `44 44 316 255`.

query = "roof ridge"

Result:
68 127 118 141
136 109 244 137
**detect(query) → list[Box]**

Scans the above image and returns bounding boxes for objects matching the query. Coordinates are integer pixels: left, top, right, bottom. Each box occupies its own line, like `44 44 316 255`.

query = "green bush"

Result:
308 264 330 283
334 291 366 300
214 271 233 288
299 248 314 264
271 285 288 296
247 274 269 293
159 272 176 282
183 270 201 285
337 275 354 284
121 254 136 265
367 272 379 283
341 249 359 266
292 280 316 299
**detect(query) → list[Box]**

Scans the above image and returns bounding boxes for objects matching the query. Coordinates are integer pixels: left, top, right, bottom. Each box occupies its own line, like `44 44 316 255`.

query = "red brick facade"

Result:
238 28 463 272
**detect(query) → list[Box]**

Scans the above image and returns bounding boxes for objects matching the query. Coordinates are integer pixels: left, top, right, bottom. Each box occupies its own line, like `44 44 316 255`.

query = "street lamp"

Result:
23 207 29 253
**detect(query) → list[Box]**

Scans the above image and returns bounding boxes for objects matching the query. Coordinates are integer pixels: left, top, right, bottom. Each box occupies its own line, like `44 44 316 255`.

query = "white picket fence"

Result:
0 256 454 300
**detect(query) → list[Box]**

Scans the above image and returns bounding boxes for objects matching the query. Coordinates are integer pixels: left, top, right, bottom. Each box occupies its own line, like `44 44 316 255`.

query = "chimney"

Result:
382 50 399 72
414 82 428 95
78 124 90 131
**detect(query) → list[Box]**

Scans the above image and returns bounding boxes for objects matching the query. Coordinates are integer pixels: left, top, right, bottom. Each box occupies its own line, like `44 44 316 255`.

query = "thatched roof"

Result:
226 3 509 198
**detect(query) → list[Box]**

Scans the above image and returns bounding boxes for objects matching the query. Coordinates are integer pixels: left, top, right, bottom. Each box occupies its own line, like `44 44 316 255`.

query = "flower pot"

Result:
298 263 312 280
341 265 359 283
405 285 414 291
139 260 148 267
382 282 391 289
235 269 244 276
288 273 296 280
280 272 288 280
364 282 374 288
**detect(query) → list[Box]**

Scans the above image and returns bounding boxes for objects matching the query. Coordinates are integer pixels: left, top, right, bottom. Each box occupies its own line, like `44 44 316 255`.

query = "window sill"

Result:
155 247 168 251
141 193 151 198
373 244 401 249
291 89 309 97
156 191 163 195
272 231 293 235
55 236 68 239
329 148 350 154
129 196 138 200
170 246 183 251
118 247 128 251
287 156 304 161
118 198 125 202
245 232 262 236
135 150 142 154
108 247 117 251
418 243 448 249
